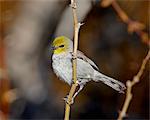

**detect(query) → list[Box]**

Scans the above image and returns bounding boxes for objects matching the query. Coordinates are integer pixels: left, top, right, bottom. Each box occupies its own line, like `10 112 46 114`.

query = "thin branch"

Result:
101 0 150 45
101 1 150 119
64 0 82 120
118 50 150 120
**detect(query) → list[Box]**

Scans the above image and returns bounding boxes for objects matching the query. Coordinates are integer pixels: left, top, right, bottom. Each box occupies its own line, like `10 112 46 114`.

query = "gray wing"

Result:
77 51 99 70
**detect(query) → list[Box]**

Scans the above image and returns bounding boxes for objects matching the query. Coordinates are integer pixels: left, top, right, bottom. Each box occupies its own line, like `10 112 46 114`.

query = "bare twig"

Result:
101 1 150 119
101 0 150 45
64 0 82 120
118 50 150 120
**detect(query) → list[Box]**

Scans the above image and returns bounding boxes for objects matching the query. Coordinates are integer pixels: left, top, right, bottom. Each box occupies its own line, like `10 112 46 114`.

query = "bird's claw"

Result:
63 95 74 105
70 52 77 60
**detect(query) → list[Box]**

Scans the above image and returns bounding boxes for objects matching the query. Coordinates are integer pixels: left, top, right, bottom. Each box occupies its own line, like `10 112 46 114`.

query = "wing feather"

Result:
77 51 99 70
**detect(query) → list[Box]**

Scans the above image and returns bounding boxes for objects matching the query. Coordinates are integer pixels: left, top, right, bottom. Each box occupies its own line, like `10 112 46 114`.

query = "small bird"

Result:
52 36 126 103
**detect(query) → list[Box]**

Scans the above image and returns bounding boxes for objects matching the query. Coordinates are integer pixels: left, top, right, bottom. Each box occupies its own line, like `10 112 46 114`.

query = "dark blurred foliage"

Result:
0 0 149 119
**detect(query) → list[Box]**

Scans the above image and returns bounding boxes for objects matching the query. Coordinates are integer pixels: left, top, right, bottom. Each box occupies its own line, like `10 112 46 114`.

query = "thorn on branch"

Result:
78 22 84 27
70 2 77 9
76 23 84 30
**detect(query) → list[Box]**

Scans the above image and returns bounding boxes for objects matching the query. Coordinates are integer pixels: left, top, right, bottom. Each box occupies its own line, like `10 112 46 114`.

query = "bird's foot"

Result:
70 52 77 60
63 95 74 105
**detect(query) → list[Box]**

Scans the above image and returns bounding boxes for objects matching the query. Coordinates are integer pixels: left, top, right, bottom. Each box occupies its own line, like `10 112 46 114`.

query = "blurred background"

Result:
0 0 149 119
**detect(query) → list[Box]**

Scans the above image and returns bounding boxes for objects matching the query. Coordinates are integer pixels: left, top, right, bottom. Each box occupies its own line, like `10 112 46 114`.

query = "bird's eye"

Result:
59 45 64 48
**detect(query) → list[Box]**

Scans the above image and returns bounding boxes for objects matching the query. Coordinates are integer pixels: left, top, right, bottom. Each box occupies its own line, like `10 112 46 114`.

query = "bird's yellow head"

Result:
52 36 72 54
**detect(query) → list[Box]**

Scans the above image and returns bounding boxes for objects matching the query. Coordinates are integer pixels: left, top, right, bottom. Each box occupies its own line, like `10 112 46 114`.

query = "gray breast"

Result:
52 56 73 85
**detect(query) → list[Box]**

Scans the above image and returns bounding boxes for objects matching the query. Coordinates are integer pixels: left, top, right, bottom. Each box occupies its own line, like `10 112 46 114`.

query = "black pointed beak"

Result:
51 46 59 51
51 46 55 51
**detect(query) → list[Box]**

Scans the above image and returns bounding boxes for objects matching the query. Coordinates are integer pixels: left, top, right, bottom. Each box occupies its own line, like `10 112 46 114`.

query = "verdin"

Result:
52 36 126 102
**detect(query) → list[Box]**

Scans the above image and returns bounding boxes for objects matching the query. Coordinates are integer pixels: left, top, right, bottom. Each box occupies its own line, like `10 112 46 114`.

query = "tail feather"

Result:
94 71 126 93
